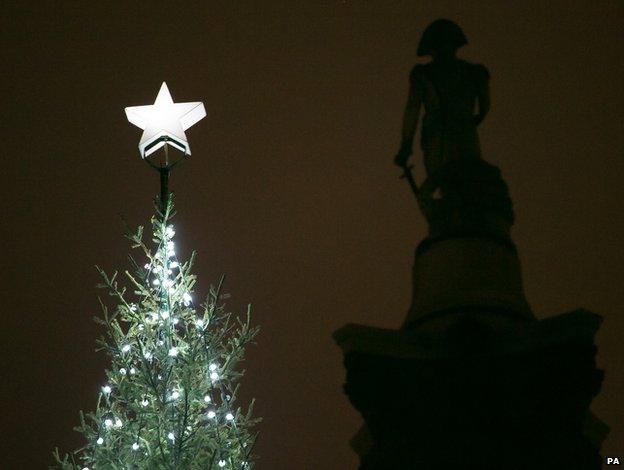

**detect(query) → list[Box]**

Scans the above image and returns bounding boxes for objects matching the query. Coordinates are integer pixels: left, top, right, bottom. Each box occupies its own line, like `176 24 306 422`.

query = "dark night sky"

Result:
1 2 623 468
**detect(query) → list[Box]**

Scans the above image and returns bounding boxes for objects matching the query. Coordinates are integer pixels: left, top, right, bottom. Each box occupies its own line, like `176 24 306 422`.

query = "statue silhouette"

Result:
395 19 490 178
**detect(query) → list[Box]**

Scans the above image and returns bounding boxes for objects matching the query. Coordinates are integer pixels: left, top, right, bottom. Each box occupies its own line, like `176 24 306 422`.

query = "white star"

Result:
125 82 206 158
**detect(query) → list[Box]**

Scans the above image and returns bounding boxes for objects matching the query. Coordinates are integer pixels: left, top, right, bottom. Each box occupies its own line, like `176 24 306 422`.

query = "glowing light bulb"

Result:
209 363 218 372
171 390 180 400
138 324 144 331
132 442 139 451
204 395 211 403
196 319 204 328
141 399 149 407
225 412 234 421
172 318 179 325
122 344 131 353
152 279 160 286
170 261 179 268
144 263 150 269
210 372 219 381
104 418 113 427
119 368 127 375
182 292 192 306
102 385 112 394
218 460 226 468
161 309 170 319
207 410 216 419
114 418 123 428
96 437 104 445
168 347 179 357
167 432 175 441
130 367 137 375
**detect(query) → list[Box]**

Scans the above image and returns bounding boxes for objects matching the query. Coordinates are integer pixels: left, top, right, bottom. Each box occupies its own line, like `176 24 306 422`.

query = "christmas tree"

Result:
54 83 260 469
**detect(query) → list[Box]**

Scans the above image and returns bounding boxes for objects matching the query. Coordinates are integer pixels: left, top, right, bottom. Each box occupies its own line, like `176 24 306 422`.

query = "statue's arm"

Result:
395 68 423 166
474 65 490 126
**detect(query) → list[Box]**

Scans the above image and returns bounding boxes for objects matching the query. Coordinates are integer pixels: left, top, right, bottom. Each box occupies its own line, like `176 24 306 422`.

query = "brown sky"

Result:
1 1 623 468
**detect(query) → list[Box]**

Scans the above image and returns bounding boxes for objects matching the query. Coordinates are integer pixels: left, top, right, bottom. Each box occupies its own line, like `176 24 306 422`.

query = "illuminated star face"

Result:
125 82 206 158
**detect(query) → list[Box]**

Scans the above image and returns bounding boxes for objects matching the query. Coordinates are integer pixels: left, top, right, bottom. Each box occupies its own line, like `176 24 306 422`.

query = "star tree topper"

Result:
125 82 206 158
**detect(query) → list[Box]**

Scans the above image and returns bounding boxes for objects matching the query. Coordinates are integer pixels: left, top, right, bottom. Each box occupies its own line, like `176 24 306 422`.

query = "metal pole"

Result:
160 166 170 213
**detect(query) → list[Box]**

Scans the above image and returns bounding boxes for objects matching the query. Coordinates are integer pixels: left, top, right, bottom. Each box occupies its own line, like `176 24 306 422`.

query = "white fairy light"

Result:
210 372 219 381
170 261 179 269
167 432 175 441
207 410 216 419
138 324 145 331
132 442 140 451
144 263 150 269
104 418 113 427
225 412 234 421
209 363 218 372
160 309 170 319
152 279 160 286
129 304 137 311
166 226 175 237
144 351 152 360
172 318 180 325
141 399 149 407
96 437 104 445
204 395 211 403
167 241 174 251
168 347 179 357
196 319 204 328
122 344 131 353
130 367 137 375
218 460 226 468
102 385 112 394
119 368 127 376
170 390 180 400
114 418 123 428
182 292 192 306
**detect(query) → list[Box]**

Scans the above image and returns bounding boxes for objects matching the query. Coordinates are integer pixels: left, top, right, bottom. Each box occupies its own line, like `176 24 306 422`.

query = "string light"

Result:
218 460 226 468
104 418 113 427
183 292 192 306
122 344 131 353
96 437 104 445
114 418 123 428
204 395 211 403
144 351 152 360
102 385 112 394
119 368 127 375
209 364 218 372
170 390 180 400
141 399 149 407
130 367 137 375
168 347 179 357
132 442 140 451
225 413 234 421
167 432 175 441
207 410 216 419
210 372 219 381
196 319 205 328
